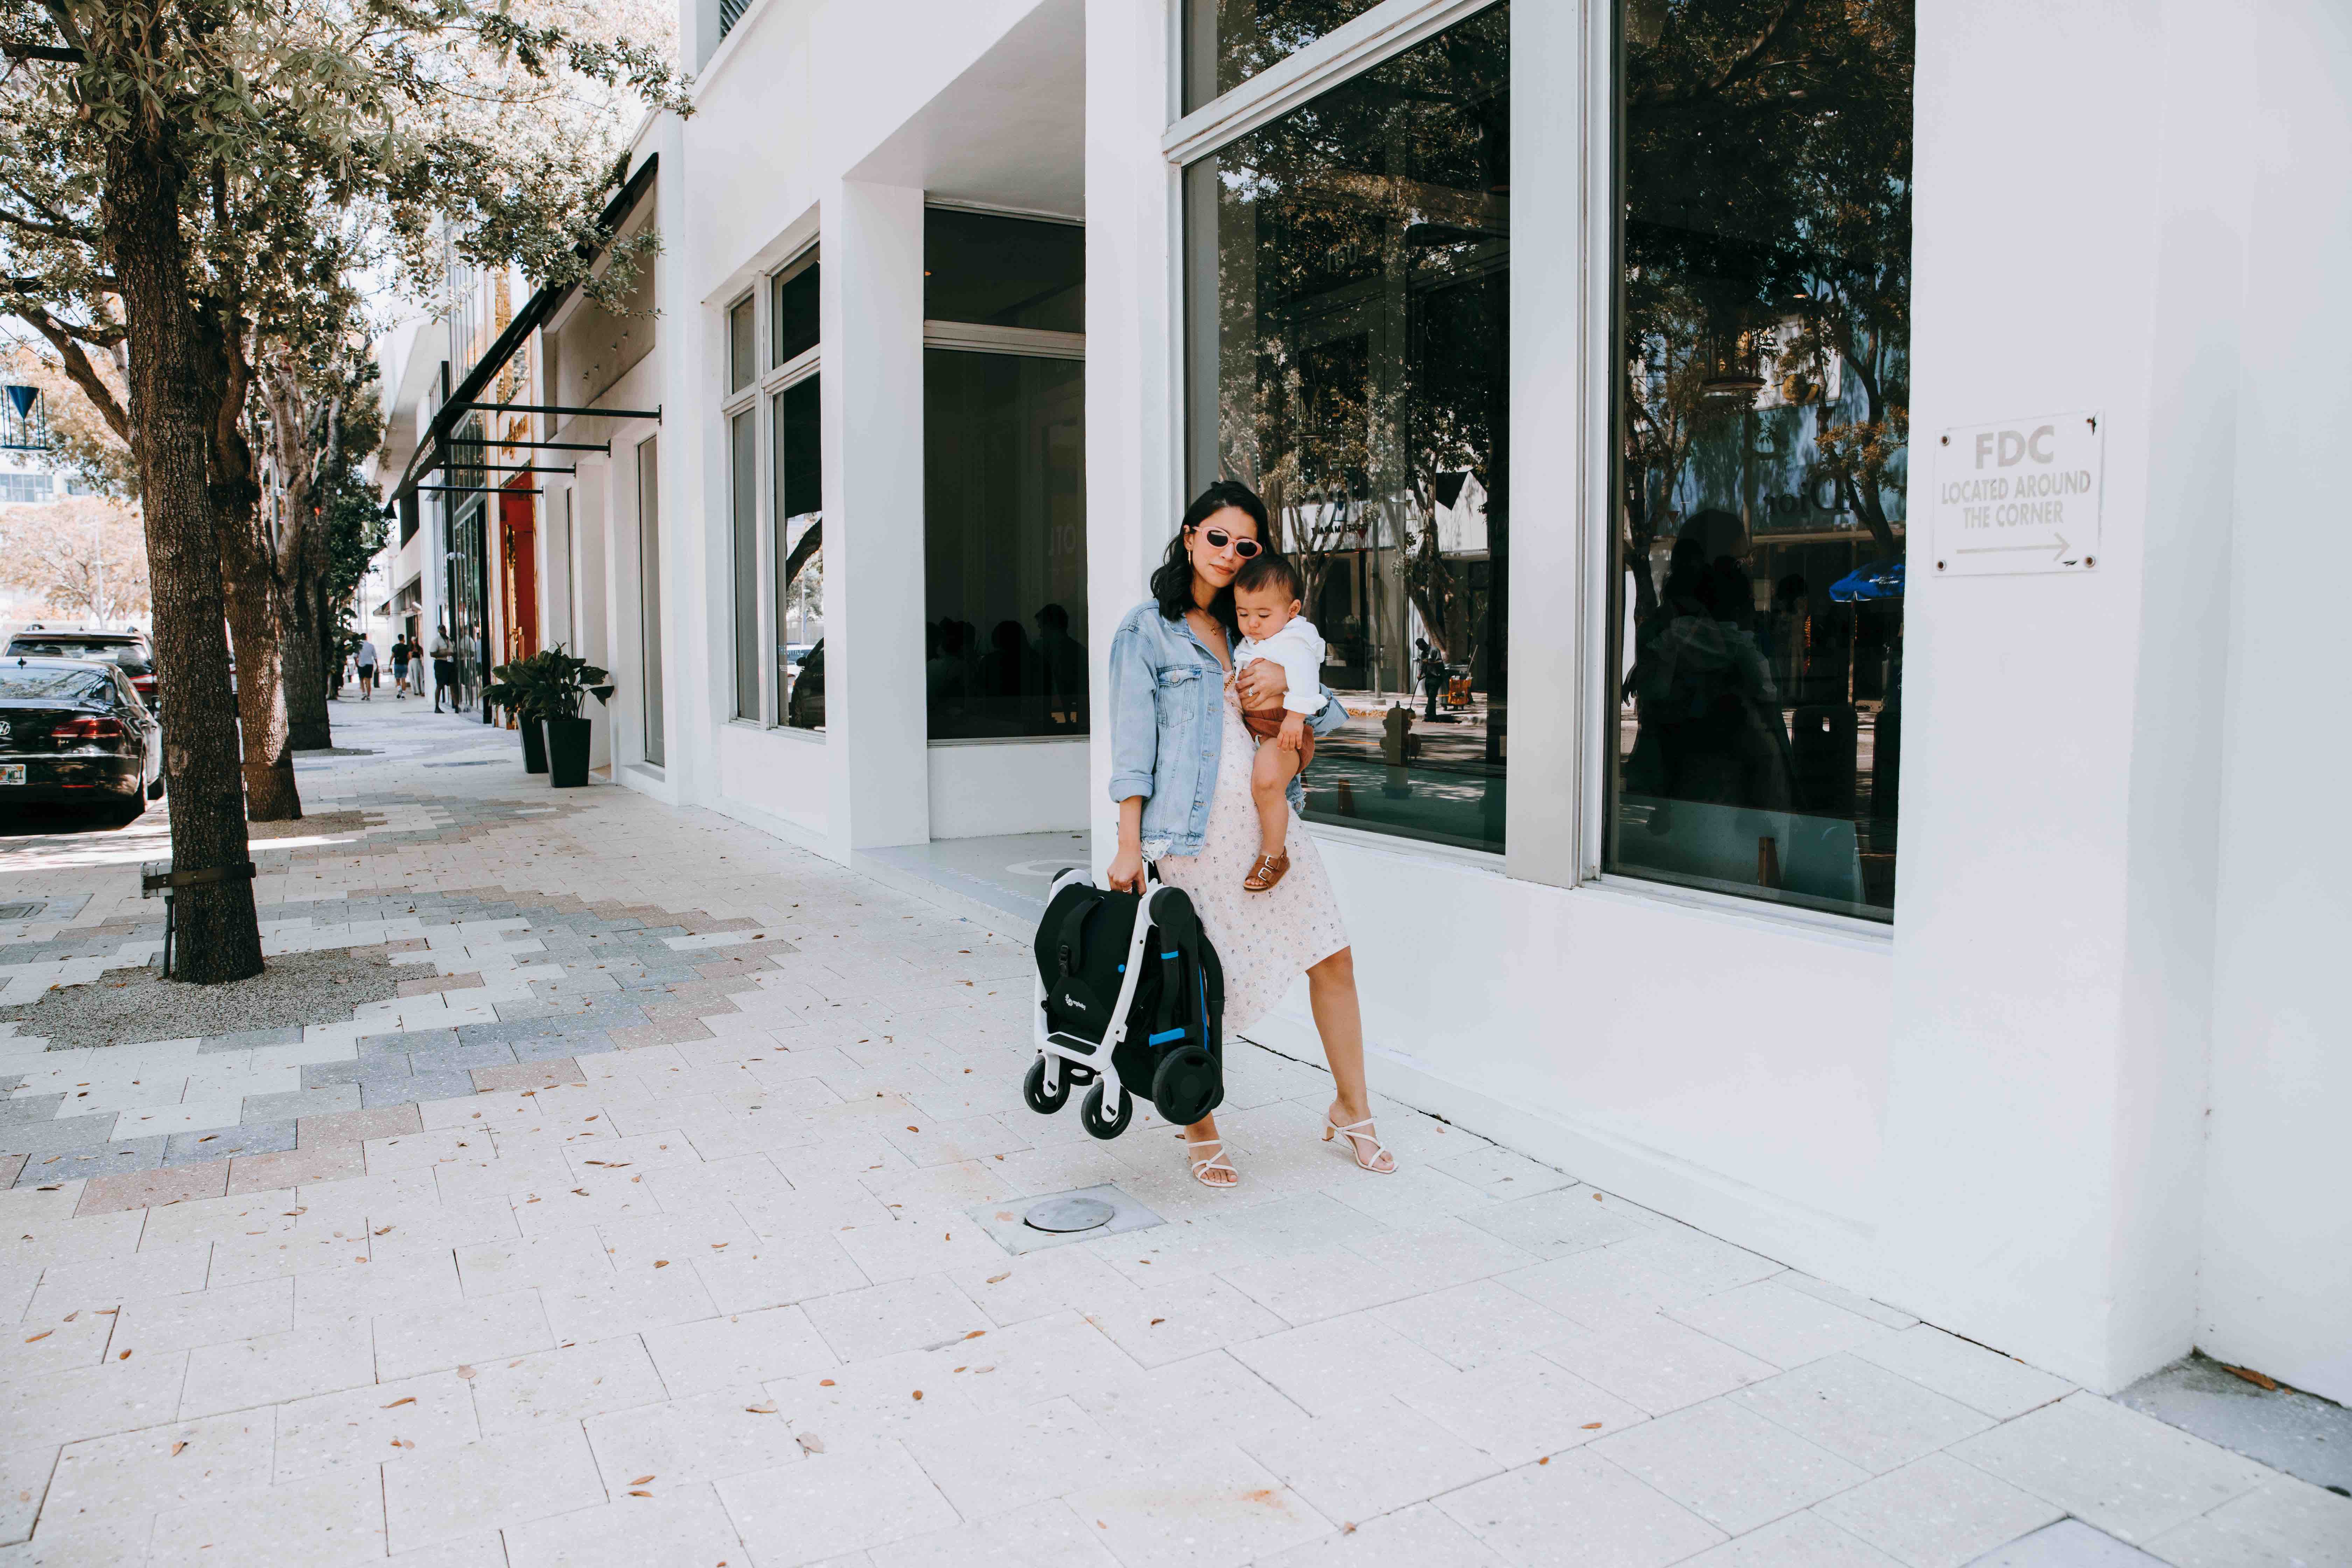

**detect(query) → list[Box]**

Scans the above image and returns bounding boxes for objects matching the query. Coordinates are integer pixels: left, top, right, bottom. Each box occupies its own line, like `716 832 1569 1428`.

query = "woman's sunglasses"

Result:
1199 526 1263 559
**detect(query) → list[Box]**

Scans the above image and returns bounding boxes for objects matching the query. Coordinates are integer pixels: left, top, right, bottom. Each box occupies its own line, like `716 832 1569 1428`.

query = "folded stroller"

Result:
1026 868 1225 1139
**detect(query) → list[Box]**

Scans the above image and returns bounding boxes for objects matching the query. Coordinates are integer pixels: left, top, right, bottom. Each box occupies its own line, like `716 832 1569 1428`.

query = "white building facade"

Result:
387 0 2352 1405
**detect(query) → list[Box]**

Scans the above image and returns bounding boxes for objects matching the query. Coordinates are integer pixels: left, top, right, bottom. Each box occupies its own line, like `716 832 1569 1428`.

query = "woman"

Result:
1106 480 1394 1186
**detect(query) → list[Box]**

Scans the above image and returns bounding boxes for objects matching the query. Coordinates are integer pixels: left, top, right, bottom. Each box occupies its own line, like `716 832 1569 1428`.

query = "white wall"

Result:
2196 0 2352 1407
929 741 1088 839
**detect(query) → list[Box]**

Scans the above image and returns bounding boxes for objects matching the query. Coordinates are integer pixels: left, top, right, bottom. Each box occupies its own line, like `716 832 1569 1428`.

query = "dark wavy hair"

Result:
1150 480 1273 627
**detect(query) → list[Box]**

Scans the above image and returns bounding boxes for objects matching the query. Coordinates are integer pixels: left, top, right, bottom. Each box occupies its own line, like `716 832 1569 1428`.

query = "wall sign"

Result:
1931 412 2103 575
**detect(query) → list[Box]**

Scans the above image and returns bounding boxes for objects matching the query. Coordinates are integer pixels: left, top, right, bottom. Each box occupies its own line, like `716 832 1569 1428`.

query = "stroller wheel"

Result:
1080 1081 1132 1140
1023 1056 1070 1115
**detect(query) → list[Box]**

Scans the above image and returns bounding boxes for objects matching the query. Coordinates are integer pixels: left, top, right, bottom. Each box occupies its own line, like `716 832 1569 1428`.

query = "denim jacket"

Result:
1107 599 1348 859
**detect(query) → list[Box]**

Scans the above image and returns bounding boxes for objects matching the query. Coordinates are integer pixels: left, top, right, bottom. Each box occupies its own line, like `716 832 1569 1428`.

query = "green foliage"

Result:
486 645 611 722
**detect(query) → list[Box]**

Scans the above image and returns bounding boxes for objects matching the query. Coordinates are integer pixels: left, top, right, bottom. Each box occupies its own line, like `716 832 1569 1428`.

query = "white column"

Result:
2197 0 2352 1406
1083 0 1178 875
822 179 931 850
1875 0 2249 1392
573 455 614 769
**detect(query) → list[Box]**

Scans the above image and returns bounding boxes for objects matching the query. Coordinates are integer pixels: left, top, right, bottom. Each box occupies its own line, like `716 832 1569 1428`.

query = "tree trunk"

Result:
220 557 301 819
106 135 263 983
281 583 330 748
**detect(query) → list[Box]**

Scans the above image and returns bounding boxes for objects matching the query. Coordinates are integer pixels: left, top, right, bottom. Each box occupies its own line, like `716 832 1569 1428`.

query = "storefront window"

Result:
922 209 1086 742
1607 0 1912 919
773 374 823 731
1185 4 1510 855
923 211 1083 335
637 435 665 766
924 352 1087 739
1182 0 1390 112
729 406 758 721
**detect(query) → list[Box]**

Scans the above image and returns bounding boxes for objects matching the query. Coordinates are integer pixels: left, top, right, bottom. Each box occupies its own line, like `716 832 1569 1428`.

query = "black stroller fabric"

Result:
1034 878 1225 1127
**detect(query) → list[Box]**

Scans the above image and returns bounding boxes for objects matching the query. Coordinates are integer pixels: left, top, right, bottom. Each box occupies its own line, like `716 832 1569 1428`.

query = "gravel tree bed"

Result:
0 945 400 1049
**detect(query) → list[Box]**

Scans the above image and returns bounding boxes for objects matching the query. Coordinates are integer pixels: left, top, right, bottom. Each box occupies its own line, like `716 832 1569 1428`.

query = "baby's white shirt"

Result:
1236 617 1327 715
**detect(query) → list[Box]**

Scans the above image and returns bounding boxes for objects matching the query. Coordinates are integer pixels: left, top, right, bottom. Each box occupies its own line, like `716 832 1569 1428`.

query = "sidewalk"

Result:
0 696 2342 1567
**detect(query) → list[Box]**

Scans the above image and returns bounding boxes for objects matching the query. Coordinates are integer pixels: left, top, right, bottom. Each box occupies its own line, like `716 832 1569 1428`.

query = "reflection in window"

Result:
924 210 1084 335
1182 0 1390 112
773 376 823 731
1185 5 1510 855
729 407 759 721
1609 0 1912 920
924 352 1087 740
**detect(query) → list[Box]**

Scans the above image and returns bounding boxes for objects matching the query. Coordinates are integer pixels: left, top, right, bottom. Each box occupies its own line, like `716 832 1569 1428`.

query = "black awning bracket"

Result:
460 401 663 422
444 439 611 454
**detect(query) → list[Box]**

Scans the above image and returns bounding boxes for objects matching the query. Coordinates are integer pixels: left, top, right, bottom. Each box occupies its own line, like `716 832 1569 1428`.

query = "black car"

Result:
0 657 164 820
4 628 158 709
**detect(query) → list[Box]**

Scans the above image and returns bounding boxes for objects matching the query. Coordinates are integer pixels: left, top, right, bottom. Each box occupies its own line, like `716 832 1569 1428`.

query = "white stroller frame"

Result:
1029 868 1175 1136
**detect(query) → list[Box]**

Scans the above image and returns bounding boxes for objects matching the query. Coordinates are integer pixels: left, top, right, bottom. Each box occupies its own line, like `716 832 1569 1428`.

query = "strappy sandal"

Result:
1243 851 1289 892
1324 1112 1396 1175
1185 1136 1240 1188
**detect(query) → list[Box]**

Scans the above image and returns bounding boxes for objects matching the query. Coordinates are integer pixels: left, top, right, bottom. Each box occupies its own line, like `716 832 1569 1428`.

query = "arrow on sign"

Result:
1956 533 2073 562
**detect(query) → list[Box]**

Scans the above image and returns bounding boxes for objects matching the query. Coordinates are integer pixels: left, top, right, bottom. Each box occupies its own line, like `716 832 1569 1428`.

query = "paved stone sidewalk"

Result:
0 699 2343 1567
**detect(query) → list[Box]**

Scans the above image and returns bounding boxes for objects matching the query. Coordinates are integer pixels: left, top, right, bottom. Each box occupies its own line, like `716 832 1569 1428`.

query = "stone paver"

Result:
0 696 2333 1564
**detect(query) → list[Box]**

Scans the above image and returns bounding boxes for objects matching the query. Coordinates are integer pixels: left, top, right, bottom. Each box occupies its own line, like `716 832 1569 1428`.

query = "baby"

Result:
1231 553 1326 893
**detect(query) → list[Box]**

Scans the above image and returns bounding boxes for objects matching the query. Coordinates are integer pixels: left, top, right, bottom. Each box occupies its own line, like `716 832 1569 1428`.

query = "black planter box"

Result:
520 716 549 774
546 716 592 788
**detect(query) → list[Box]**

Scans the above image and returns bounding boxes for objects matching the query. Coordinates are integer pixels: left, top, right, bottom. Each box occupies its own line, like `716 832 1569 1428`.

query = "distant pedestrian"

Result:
354 635 378 699
391 637 412 698
430 631 456 713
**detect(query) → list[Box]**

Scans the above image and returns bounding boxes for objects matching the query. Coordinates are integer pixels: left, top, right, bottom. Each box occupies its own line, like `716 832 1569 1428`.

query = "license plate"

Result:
0 765 22 785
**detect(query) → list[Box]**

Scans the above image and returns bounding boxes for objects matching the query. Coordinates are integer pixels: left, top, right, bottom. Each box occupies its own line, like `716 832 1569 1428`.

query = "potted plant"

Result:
484 651 550 773
535 646 613 788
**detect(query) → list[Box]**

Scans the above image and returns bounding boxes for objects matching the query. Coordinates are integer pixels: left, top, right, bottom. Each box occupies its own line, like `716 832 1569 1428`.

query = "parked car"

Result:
5 625 158 708
0 656 165 820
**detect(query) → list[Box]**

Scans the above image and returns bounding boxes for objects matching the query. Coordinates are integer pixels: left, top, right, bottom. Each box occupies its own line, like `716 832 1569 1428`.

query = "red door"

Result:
500 480 538 663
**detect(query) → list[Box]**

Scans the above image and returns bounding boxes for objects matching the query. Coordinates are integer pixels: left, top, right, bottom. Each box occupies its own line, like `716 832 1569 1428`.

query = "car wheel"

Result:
107 793 146 825
146 771 166 799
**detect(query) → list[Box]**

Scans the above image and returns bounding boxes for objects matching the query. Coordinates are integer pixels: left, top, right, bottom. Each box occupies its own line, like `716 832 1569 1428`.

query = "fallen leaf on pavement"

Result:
986 1272 1009 1284
170 1442 186 1456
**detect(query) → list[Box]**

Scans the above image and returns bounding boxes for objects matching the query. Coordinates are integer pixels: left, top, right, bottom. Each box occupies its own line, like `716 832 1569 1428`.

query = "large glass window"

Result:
637 435 665 766
1607 0 1912 920
729 406 759 721
924 352 1087 740
923 211 1084 335
1185 5 1510 855
923 209 1087 743
773 374 823 731
1182 0 1389 112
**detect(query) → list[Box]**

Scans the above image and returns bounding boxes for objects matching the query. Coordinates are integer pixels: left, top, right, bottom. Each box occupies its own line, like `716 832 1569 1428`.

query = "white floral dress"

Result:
1156 670 1349 1030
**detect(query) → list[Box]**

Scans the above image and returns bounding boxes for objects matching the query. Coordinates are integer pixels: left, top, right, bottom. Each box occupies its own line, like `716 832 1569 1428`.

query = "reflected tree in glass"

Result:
1612 0 1913 916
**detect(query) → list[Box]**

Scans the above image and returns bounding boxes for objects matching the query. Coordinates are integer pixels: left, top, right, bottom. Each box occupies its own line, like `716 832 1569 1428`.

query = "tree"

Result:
0 494 150 623
0 0 683 982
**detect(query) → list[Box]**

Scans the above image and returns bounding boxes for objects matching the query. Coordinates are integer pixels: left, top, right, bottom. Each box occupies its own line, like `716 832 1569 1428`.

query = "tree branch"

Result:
15 301 130 444
0 204 97 245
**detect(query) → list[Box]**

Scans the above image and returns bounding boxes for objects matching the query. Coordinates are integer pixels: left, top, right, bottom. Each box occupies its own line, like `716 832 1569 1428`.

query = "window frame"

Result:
722 240 822 736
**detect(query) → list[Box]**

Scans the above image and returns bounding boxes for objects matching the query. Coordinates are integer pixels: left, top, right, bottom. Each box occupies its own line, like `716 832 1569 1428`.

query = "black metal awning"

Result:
387 153 662 510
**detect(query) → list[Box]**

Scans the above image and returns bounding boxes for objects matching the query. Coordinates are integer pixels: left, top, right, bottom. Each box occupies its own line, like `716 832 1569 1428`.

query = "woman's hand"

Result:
1107 845 1146 892
1234 657 1288 709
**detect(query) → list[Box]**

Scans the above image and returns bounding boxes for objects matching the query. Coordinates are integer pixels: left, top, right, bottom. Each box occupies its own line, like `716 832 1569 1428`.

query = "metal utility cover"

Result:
970 1184 1165 1256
